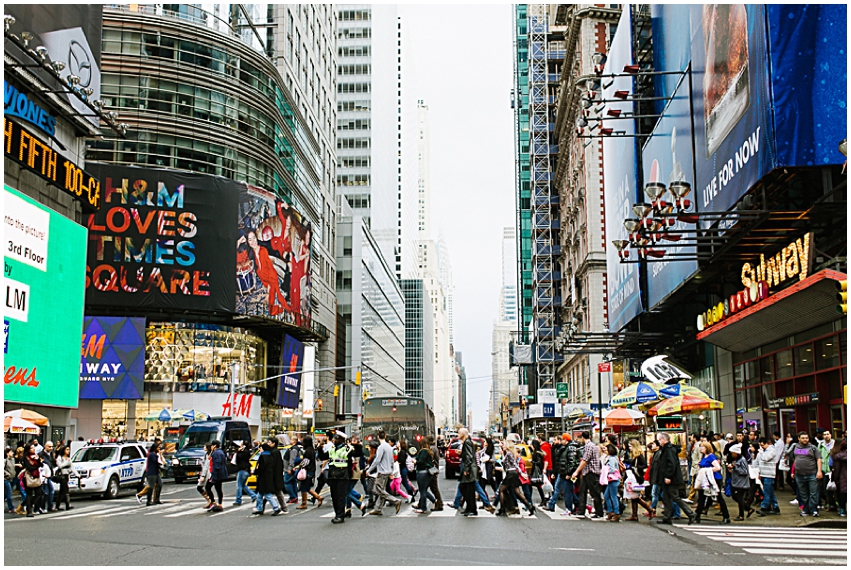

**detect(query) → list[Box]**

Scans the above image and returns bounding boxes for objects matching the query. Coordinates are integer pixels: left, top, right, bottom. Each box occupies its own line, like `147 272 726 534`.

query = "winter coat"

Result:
210 448 229 482
235 448 253 472
460 437 478 483
652 443 683 487
731 456 750 489
832 449 847 495
4 456 15 481
270 445 286 492
253 448 277 494
755 446 777 479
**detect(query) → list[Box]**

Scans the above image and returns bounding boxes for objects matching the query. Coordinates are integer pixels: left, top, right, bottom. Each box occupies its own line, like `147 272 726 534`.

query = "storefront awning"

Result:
697 270 846 353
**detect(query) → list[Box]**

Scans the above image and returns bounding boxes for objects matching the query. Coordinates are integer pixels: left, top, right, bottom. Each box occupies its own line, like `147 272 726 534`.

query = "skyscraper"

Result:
501 227 518 324
336 4 419 281
417 100 431 240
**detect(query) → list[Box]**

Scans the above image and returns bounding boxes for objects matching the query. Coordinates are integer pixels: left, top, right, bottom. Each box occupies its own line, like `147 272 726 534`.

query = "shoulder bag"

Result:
599 464 610 486
25 471 41 488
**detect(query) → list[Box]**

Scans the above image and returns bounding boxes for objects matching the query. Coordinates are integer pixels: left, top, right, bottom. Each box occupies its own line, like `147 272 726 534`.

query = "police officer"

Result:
327 431 353 524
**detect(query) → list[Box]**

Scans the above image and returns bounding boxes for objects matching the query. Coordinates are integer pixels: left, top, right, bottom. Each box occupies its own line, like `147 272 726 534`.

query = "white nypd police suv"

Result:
70 441 151 499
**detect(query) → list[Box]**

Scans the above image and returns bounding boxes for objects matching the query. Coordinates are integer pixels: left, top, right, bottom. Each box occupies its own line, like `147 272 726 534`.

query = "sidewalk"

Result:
688 485 847 529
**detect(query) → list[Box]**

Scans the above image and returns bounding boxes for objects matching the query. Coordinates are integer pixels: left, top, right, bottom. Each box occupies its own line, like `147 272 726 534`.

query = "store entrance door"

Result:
779 409 796 440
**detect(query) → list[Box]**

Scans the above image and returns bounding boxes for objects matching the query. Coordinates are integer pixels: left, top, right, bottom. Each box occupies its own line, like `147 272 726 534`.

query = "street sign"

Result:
556 382 569 398
598 362 612 373
518 384 529 396
538 388 557 403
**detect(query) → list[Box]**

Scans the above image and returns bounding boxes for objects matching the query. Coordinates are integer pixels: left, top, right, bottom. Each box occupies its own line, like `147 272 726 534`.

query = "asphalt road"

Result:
4 464 846 566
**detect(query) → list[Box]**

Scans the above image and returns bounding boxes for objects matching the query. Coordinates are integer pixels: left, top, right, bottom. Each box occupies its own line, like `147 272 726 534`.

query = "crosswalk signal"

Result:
837 280 847 314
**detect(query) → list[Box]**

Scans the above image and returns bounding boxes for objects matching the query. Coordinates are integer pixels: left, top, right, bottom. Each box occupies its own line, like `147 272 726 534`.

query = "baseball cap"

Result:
335 430 348 439
725 433 734 439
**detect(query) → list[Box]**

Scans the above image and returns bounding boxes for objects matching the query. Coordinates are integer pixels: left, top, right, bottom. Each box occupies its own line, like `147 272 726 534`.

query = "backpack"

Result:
286 444 303 466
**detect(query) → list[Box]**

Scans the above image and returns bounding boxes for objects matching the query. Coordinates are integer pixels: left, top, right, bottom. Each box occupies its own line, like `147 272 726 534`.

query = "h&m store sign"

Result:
697 233 813 332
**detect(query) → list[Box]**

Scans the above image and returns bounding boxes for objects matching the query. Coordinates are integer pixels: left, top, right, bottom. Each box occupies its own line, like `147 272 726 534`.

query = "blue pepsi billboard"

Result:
604 7 643 332
276 333 305 409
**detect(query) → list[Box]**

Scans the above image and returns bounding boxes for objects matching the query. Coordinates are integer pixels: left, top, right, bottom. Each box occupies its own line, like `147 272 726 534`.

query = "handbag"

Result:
25 471 41 488
428 466 439 476
542 479 554 494
826 473 836 492
778 457 790 471
297 468 307 481
599 464 609 486
530 465 543 485
748 465 760 480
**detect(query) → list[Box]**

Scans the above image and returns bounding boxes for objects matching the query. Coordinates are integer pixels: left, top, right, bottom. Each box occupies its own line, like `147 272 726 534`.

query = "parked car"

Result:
70 441 148 499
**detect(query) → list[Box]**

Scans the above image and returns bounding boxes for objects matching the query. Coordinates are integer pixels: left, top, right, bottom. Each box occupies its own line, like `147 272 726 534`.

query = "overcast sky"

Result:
405 5 516 430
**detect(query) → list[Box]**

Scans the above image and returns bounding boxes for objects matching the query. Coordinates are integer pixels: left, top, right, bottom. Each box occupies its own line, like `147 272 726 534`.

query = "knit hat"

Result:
728 443 742 455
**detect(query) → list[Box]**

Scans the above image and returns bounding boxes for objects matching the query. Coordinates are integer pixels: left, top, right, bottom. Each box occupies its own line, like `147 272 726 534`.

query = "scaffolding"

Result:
527 5 563 390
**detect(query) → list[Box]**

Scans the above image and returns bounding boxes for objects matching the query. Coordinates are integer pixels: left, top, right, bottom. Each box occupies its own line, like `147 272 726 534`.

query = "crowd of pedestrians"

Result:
5 426 847 525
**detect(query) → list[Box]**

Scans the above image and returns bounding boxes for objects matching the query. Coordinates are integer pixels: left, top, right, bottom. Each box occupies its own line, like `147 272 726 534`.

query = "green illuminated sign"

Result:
4 185 87 408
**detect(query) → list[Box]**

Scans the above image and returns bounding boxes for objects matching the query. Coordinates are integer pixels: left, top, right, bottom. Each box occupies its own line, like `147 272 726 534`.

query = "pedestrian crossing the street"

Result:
674 524 848 565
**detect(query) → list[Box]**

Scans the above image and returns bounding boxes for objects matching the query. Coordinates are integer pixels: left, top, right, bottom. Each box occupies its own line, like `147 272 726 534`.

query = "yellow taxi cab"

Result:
514 443 534 470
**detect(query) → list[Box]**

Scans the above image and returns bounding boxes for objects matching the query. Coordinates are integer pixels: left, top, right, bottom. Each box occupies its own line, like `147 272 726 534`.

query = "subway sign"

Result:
697 233 813 332
4 117 101 211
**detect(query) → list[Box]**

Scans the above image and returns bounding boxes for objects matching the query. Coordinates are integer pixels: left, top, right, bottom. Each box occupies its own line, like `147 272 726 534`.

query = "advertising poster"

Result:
236 185 313 330
84 164 239 313
277 334 305 409
80 316 146 399
690 4 774 222
4 185 87 408
642 75 699 309
603 7 643 332
4 4 102 128
766 4 847 168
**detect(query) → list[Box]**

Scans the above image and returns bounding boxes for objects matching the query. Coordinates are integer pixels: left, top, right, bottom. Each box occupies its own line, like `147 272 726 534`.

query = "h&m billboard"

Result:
4 185 87 408
83 165 314 332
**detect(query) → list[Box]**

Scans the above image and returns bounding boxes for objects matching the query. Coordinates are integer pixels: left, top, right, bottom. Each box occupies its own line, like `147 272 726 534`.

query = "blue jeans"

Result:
796 474 819 515
284 472 298 500
451 479 491 508
548 474 576 512
254 492 280 513
4 480 14 511
651 483 680 517
760 477 778 510
399 466 415 495
234 470 257 504
604 480 620 514
345 479 362 509
17 478 26 503
40 481 54 511
416 470 436 510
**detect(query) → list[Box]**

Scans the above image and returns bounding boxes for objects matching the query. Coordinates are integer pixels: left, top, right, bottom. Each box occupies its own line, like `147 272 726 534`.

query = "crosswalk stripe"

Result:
97 507 141 518
742 548 846 557
144 503 195 516
163 506 209 518
682 525 847 533
537 509 583 520
690 530 847 538
723 542 847 550
51 506 129 519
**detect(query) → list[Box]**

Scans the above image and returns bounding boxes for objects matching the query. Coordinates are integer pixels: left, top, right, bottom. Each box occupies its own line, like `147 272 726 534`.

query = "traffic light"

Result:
520 397 526 410
837 280 847 314
316 398 324 411
355 370 362 386
333 384 340 397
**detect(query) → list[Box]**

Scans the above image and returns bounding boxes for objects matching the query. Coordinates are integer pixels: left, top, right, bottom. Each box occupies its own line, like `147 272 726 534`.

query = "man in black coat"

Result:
268 437 289 514
459 428 479 517
250 441 284 516
652 433 695 525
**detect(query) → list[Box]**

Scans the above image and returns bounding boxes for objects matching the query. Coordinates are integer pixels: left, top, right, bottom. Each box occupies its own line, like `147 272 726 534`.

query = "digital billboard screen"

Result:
80 316 146 399
276 334 305 409
4 185 87 408
84 164 239 313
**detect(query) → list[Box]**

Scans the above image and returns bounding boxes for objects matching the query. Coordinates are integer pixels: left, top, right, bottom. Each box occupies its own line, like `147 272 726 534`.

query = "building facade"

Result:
335 4 419 281
77 3 337 437
400 279 435 410
336 195 407 413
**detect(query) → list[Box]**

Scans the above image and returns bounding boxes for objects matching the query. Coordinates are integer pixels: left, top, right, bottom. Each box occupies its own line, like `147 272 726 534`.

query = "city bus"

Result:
361 397 435 444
